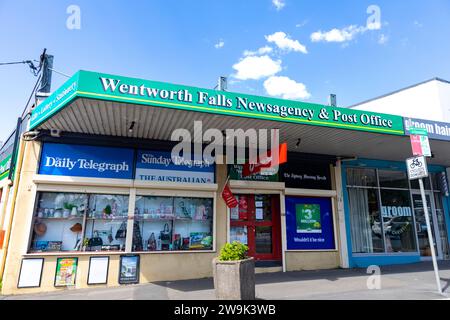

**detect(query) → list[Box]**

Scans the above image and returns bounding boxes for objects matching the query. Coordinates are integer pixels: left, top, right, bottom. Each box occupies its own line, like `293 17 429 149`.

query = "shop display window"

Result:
29 192 88 252
348 188 384 253
84 194 129 252
410 176 431 190
346 168 418 255
346 168 377 187
380 189 416 253
378 170 409 189
132 196 213 252
29 192 129 253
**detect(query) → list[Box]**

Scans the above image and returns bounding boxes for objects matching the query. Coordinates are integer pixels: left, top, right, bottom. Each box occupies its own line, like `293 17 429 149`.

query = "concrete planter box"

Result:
212 257 255 300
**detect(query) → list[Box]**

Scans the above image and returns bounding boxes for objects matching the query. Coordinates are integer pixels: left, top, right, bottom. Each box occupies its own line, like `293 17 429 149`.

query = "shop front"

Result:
227 153 339 271
342 158 450 267
2 69 450 295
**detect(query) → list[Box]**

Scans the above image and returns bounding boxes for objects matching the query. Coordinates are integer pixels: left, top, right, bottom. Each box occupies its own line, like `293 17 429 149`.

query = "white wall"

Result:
350 80 450 122
437 81 450 121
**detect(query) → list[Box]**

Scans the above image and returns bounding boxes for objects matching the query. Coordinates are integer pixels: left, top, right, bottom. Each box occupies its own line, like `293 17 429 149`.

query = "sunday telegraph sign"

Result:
30 70 405 135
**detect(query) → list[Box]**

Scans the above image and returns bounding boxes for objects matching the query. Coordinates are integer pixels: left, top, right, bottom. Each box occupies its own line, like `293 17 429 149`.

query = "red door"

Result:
230 194 282 261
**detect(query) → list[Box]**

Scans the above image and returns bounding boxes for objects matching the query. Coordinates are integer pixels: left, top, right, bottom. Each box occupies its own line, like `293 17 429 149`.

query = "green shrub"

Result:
218 241 249 261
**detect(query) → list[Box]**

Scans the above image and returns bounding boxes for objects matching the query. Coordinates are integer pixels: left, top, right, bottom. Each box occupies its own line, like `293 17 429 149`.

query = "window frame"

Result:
25 182 217 256
132 188 217 253
346 167 420 256
27 191 130 254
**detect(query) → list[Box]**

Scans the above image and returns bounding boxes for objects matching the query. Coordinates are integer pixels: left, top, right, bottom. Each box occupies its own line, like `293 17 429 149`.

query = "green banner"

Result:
29 72 80 128
30 70 405 135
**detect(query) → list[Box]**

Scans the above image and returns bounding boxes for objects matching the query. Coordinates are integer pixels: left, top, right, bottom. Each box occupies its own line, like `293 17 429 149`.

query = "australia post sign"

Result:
30 70 405 135
39 143 134 179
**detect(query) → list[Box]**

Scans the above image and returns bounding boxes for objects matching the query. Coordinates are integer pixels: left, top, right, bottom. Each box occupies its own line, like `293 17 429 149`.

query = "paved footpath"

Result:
2 261 450 300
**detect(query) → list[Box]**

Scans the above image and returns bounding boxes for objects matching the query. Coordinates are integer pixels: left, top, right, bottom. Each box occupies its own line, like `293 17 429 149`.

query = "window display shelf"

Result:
135 217 174 222
86 217 128 221
36 217 83 220
175 217 211 222
134 216 211 222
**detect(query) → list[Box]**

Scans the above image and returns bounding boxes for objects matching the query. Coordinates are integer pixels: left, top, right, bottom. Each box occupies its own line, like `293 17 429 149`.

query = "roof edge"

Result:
348 77 450 109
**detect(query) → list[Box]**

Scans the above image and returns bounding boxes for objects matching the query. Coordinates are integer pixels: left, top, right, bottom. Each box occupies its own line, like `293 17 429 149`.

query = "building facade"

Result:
0 70 450 295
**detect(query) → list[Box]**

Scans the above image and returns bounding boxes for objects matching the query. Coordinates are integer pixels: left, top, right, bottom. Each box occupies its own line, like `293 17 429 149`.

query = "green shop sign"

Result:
30 70 405 135
0 154 12 181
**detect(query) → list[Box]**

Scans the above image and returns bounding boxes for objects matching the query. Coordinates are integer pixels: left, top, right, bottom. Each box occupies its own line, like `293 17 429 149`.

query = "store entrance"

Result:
412 192 445 260
230 194 282 262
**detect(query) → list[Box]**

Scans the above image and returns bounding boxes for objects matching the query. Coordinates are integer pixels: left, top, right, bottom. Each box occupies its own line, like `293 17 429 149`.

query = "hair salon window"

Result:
132 196 213 252
29 192 129 253
346 168 418 254
430 172 450 258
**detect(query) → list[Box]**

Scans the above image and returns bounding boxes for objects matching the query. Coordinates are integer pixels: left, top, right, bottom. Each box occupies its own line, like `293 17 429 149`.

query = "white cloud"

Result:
378 34 389 45
272 0 285 11
295 20 308 28
265 31 308 54
414 20 423 28
311 25 366 43
243 46 273 56
232 55 282 80
263 76 311 100
214 40 225 49
367 21 381 30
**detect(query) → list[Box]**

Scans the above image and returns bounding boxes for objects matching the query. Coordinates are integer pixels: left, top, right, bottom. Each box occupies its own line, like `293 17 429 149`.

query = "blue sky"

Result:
0 0 449 140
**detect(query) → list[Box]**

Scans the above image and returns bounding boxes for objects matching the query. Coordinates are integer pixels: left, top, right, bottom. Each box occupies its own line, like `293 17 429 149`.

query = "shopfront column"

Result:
334 160 349 268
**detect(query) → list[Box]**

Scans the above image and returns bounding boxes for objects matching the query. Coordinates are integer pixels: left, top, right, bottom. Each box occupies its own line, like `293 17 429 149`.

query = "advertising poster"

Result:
230 226 248 245
296 204 322 233
285 197 335 250
54 257 78 287
119 255 140 284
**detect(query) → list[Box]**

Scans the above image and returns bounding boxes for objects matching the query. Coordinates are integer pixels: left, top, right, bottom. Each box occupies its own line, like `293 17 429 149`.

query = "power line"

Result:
0 60 39 75
21 73 42 119
0 61 31 65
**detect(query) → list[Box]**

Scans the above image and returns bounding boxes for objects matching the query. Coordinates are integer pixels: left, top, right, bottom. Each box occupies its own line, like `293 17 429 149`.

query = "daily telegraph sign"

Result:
30 70 405 135
39 143 134 179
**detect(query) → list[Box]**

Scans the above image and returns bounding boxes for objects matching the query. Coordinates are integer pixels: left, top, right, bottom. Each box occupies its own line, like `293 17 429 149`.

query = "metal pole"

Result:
418 178 442 294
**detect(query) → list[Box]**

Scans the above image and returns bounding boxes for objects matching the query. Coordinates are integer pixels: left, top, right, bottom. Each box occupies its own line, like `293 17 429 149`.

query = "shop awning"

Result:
29 70 450 166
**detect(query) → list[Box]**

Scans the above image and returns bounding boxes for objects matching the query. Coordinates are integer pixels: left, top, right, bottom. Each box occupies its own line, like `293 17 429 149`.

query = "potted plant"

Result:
63 202 74 218
212 241 255 300
103 204 112 218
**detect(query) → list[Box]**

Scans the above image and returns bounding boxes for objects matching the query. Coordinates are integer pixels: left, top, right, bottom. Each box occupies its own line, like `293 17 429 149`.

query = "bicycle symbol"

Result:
410 158 423 169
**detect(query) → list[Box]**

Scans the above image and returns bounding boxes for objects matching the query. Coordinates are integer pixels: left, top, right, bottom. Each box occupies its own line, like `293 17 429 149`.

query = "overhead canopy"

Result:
29 70 450 166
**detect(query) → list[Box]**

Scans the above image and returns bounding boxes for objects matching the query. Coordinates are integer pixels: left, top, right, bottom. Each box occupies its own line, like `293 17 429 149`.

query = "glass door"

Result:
412 192 442 259
230 194 282 261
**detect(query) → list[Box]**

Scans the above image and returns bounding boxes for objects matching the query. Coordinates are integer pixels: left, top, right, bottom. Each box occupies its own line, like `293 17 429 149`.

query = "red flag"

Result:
242 142 287 177
222 182 238 208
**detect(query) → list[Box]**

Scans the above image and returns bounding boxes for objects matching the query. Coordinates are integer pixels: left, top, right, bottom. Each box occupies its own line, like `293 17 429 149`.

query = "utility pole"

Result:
37 48 54 94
